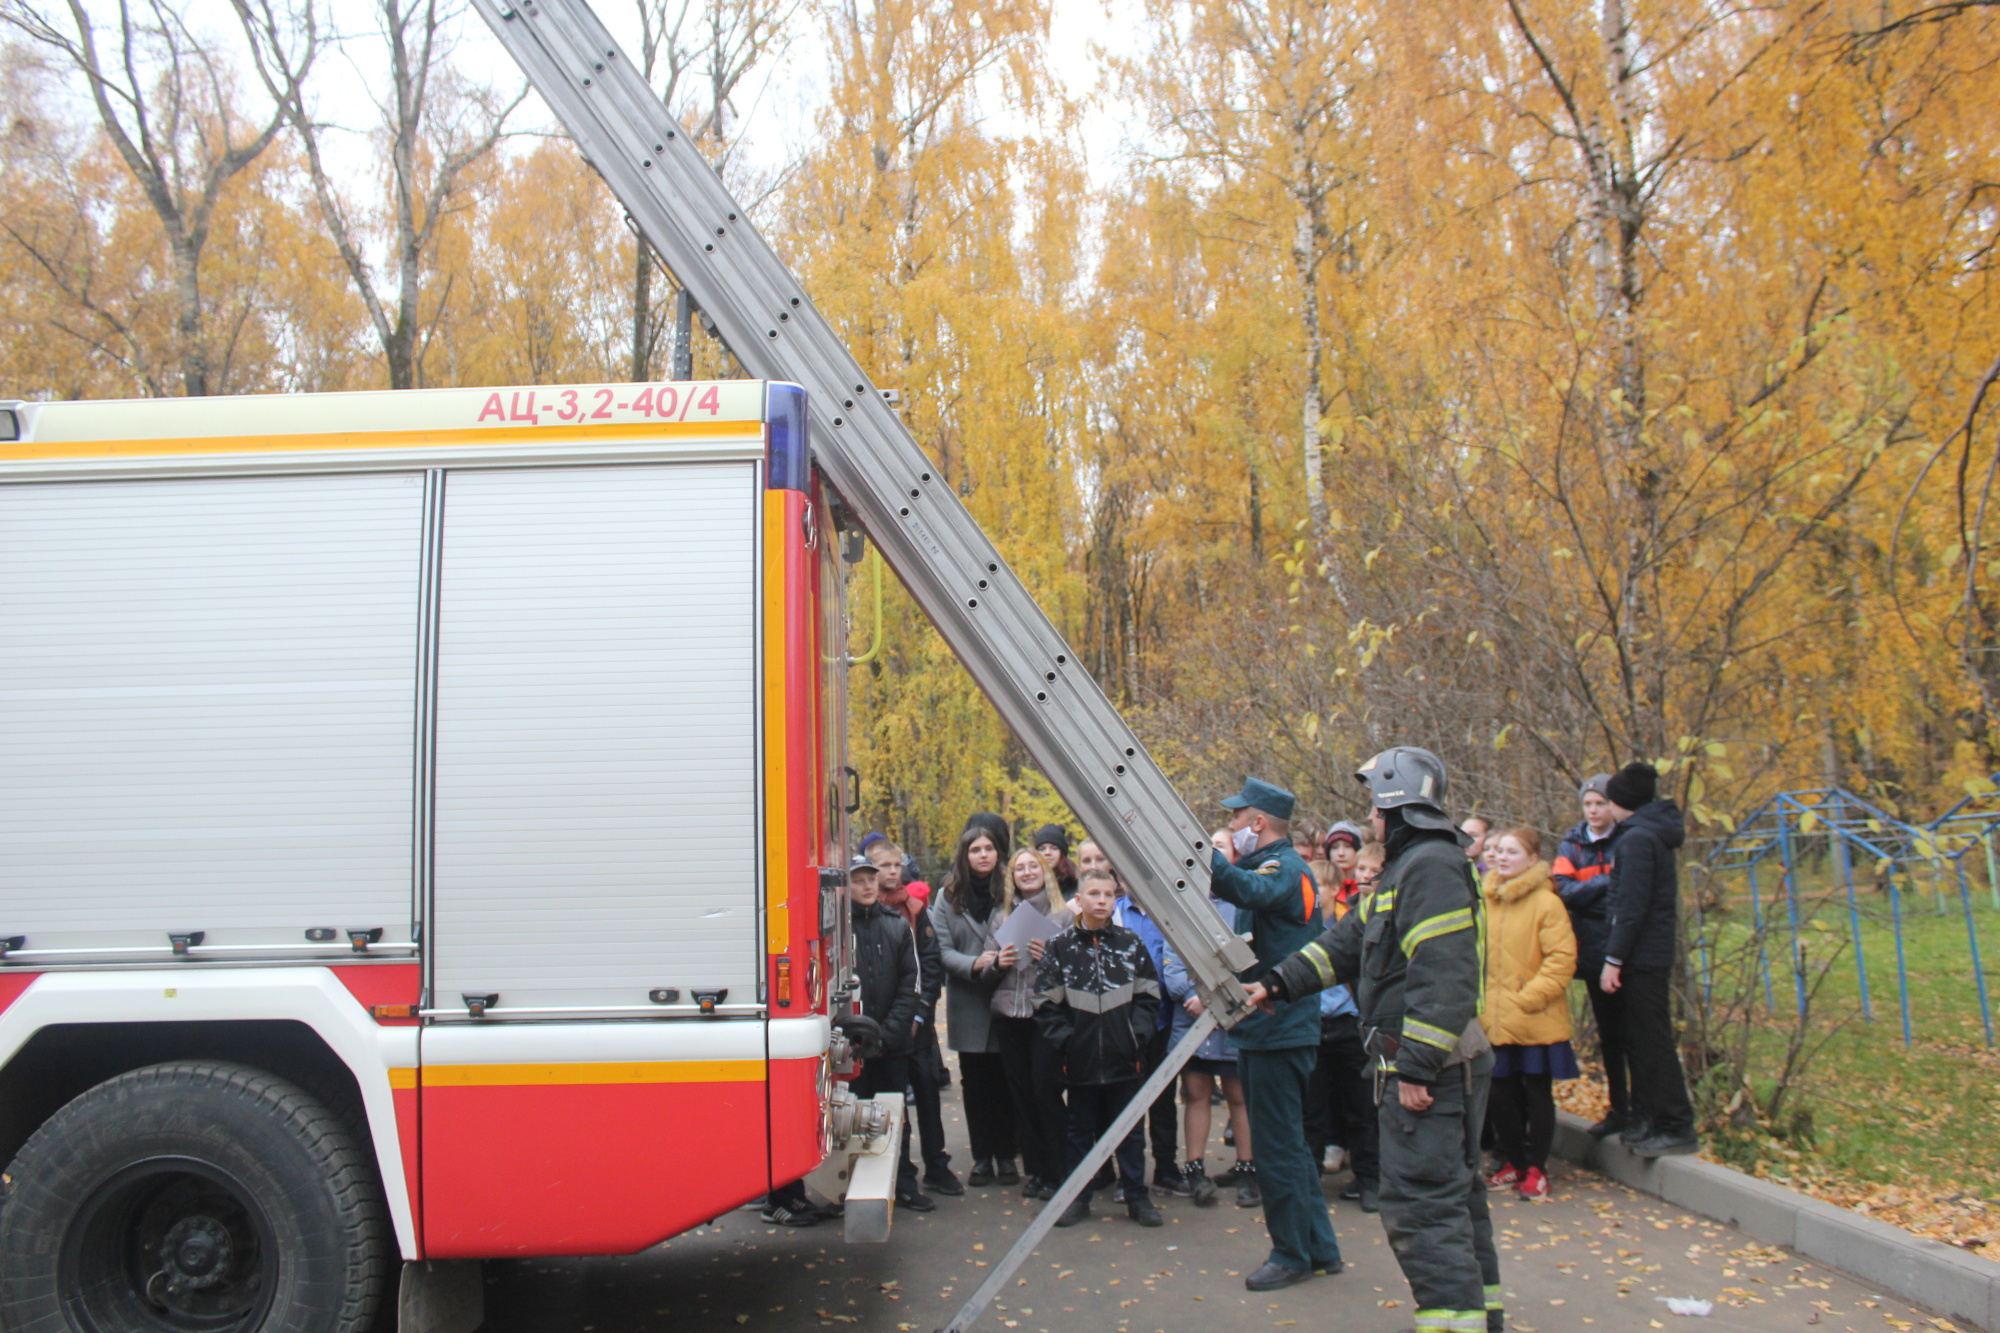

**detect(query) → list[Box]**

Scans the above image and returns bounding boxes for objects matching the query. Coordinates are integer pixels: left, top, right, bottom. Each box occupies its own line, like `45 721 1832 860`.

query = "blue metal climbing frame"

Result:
1698 785 1997 1047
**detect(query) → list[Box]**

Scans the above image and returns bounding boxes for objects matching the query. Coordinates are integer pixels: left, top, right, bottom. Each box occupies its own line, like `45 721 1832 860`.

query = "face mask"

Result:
1232 825 1260 856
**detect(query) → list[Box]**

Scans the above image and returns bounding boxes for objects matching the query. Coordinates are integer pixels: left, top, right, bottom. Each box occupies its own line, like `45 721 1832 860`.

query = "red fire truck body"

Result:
0 381 876 1322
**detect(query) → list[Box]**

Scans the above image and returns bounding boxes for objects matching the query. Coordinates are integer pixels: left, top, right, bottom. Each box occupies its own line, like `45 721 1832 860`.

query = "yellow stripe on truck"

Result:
762 487 791 954
420 1059 767 1088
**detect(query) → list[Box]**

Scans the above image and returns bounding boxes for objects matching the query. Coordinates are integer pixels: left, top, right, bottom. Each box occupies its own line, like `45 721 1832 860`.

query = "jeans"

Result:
908 1026 950 1173
1305 1013 1378 1184
994 1015 1069 1184
1064 1078 1148 1203
851 1054 919 1196
1614 965 1695 1138
1140 1025 1179 1170
1584 976 1630 1119
957 1051 1016 1165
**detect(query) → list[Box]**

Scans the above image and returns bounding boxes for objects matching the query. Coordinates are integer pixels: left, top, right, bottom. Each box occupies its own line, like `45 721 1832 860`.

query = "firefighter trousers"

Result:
1380 1068 1502 1332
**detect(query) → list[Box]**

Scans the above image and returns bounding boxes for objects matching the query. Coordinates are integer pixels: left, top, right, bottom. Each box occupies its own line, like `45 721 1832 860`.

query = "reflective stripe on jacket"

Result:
1033 922 1163 1085
1270 829 1486 1083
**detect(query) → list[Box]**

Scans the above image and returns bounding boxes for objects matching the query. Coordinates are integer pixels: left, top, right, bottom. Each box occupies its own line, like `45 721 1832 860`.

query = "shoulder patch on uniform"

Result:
1256 862 1282 875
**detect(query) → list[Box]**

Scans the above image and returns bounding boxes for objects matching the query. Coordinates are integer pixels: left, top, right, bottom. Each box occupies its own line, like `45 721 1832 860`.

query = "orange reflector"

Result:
371 1004 418 1019
776 956 793 1007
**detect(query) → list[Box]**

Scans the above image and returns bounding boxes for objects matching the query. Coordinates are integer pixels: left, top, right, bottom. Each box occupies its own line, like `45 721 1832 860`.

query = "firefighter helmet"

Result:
1354 747 1456 831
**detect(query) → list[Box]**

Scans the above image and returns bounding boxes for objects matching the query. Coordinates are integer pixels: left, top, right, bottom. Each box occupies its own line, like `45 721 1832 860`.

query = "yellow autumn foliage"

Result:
4 0 1999 863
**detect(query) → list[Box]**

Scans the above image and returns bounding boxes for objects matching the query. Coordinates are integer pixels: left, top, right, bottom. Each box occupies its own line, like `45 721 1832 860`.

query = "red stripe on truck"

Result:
0 972 37 1014
768 1055 825 1187
329 963 422 1025
422 1073 769 1257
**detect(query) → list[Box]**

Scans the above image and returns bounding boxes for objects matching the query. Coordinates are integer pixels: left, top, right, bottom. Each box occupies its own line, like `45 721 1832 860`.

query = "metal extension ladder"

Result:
468 0 1258 1012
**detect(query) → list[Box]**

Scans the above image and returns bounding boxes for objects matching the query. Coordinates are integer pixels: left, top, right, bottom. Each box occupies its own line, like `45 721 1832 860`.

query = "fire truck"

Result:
0 4 1260 1332
0 381 883 1329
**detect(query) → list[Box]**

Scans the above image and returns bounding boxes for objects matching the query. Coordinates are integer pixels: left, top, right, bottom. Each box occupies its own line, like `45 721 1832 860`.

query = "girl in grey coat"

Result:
931 815 1019 1186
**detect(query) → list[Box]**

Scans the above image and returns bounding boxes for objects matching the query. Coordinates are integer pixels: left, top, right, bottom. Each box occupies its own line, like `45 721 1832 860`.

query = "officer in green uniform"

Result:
1243 749 1503 1333
1206 777 1342 1292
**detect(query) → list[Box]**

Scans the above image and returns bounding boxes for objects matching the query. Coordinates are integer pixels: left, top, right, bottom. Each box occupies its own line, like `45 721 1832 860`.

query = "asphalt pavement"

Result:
480 1081 1955 1333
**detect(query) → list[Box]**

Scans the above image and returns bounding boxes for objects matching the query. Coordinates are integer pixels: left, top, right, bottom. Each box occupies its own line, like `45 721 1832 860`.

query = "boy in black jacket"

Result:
1601 762 1699 1158
872 838 962 1196
847 855 934 1210
1035 869 1165 1228
762 855 926 1225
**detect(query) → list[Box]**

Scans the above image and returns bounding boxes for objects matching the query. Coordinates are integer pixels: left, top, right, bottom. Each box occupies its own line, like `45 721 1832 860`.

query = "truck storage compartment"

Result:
429 462 762 1016
0 473 425 959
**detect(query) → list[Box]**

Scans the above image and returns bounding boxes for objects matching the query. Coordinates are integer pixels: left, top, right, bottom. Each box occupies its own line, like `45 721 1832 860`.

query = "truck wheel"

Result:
0 1061 388 1333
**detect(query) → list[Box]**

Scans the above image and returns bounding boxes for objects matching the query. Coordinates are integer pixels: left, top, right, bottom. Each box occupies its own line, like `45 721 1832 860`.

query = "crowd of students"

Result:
770 760 1697 1242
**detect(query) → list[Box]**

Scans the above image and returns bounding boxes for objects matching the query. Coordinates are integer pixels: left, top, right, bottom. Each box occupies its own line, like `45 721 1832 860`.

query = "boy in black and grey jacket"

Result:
1034 869 1165 1227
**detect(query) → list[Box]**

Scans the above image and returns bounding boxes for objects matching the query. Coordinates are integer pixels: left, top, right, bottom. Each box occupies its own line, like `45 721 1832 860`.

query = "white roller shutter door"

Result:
0 473 425 953
430 463 760 1014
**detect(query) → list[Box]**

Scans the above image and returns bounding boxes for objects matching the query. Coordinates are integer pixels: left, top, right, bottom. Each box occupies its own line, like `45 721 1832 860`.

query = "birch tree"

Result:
1 0 297 395
234 0 523 389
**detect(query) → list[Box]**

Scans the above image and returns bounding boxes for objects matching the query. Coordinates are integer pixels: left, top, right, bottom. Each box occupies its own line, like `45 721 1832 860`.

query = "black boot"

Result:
1054 1194 1091 1227
968 1157 995 1187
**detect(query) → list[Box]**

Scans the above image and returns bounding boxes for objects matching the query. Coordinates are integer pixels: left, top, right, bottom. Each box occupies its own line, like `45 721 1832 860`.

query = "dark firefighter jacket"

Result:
1033 922 1163 1085
1207 838 1322 1050
1263 827 1486 1084
852 899 921 1055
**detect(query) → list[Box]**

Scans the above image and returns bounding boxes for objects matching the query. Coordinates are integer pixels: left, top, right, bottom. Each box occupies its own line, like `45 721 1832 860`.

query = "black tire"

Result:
0 1060 389 1333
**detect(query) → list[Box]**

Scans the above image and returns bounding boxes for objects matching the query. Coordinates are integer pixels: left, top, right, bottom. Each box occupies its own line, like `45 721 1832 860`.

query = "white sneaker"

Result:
1324 1146 1347 1174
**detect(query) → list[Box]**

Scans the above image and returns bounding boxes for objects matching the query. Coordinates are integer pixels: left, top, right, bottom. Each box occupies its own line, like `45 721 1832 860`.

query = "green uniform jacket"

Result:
1207 839 1322 1050
1268 829 1485 1083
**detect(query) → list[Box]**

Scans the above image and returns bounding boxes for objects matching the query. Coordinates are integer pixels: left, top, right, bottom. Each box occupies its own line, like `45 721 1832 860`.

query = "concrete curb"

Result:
1554 1110 2000 1330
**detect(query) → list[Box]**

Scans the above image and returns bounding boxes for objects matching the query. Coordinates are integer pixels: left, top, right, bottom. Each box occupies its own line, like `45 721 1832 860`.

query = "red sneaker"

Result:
1484 1164 1521 1189
1517 1167 1551 1200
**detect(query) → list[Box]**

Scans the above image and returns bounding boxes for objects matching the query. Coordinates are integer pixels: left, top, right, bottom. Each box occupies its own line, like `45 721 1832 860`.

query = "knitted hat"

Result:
1605 762 1659 811
1323 820 1366 852
1031 824 1070 855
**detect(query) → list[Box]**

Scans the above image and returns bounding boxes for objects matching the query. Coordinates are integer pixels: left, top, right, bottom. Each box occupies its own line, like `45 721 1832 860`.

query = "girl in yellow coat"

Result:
1479 827 1578 1200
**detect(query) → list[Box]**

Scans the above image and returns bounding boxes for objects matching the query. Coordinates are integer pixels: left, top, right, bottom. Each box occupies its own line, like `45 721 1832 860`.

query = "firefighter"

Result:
1205 778 1342 1292
1243 748 1503 1333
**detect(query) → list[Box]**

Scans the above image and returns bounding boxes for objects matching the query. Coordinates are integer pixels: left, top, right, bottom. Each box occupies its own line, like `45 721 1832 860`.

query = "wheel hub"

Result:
159 1215 234 1290
60 1156 274 1331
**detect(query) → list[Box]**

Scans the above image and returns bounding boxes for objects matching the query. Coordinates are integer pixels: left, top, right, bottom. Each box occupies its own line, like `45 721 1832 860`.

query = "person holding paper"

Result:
988 847 1073 1201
